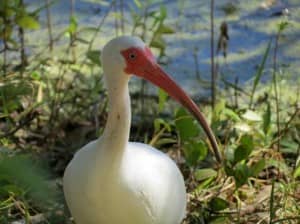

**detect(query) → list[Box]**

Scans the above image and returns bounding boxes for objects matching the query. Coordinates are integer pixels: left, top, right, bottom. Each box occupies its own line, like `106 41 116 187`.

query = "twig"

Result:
210 0 216 110
0 110 38 139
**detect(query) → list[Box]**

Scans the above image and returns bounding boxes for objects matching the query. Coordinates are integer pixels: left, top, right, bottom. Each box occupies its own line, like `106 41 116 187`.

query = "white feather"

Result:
63 36 186 224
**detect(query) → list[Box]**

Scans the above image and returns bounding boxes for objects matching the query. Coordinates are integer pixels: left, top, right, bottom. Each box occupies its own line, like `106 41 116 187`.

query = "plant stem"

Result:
269 106 300 148
210 0 216 110
70 0 76 62
87 2 113 52
273 31 281 152
113 0 119 36
3 39 7 76
193 47 201 81
18 0 26 76
234 76 239 108
120 0 125 34
46 0 53 51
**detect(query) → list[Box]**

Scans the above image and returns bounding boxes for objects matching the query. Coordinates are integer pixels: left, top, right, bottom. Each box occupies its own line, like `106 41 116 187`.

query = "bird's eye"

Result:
129 52 136 60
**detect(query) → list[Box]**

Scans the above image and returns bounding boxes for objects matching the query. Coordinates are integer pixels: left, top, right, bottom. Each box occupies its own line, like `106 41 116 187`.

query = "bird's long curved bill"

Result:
143 64 222 164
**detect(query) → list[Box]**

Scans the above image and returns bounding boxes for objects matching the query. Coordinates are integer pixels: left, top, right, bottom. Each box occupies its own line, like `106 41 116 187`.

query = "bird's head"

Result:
101 36 160 89
101 36 222 164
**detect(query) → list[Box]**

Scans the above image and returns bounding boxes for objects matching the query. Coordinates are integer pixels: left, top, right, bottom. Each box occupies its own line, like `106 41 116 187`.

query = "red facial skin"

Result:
121 47 156 77
121 47 222 164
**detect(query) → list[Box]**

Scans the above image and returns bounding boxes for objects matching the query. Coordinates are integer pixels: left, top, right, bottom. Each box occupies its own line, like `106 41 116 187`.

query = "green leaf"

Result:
214 100 226 116
154 118 171 133
293 165 300 179
159 5 167 20
278 21 289 32
223 108 241 122
280 139 299 154
158 88 168 112
86 50 101 66
263 102 271 134
31 71 41 80
175 108 199 141
133 0 142 8
1 184 23 196
0 154 55 203
0 80 32 112
155 138 177 146
250 159 265 176
234 135 254 163
249 40 271 108
234 163 251 188
150 37 165 51
157 24 175 34
224 146 235 163
183 140 207 166
224 161 235 176
16 15 40 29
209 197 229 212
67 15 78 34
194 168 217 181
1 7 15 18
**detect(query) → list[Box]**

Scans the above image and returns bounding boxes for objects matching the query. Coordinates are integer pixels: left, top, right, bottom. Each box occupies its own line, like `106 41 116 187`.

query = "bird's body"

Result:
63 36 221 224
64 141 186 224
64 77 186 224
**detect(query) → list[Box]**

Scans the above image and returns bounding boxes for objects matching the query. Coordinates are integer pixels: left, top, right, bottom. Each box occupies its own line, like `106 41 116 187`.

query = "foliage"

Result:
0 152 61 223
0 0 299 224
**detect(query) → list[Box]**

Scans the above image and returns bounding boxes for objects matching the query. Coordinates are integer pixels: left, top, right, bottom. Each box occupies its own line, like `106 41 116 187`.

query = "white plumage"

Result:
64 140 186 224
63 36 220 224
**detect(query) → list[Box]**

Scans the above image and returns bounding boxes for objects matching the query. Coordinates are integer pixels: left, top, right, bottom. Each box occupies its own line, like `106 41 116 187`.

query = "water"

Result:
25 0 300 95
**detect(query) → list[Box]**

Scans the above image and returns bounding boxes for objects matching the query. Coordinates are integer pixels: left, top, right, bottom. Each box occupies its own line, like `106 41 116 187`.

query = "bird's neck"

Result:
101 80 131 159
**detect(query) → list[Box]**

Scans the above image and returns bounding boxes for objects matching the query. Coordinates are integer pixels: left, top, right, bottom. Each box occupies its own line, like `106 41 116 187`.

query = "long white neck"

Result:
101 74 131 162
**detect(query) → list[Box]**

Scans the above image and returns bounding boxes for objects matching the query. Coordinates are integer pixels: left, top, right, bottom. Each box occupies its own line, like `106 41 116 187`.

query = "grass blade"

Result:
249 40 272 109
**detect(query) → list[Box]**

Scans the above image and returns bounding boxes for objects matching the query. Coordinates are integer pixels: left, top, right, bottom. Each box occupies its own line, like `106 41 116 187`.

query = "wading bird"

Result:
63 36 221 224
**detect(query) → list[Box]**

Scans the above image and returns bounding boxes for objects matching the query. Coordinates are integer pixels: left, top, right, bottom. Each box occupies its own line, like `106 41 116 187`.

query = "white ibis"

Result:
63 36 221 224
